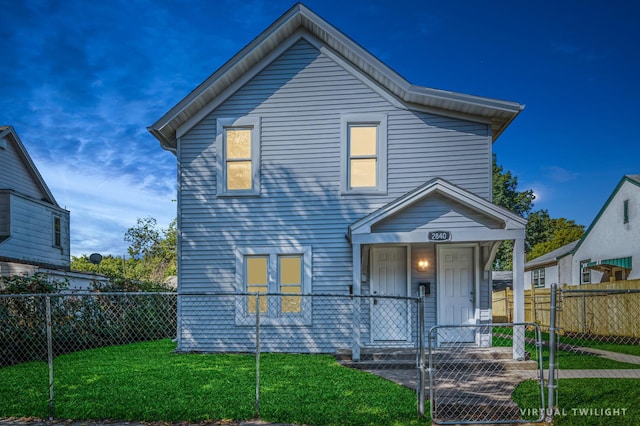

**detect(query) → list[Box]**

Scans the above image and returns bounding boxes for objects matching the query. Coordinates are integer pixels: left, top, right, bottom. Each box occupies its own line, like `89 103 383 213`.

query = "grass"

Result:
492 327 640 369
0 339 429 425
513 378 640 425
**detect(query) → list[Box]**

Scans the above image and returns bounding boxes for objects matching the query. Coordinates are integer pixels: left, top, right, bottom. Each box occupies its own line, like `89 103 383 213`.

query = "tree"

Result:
492 155 535 217
492 155 535 270
491 158 585 269
124 217 161 260
71 254 130 277
124 217 177 282
72 217 177 283
527 217 584 261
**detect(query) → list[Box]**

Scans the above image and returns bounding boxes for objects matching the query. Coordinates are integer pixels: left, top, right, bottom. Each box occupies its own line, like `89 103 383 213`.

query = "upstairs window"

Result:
623 199 629 224
341 114 387 194
226 128 253 191
349 125 378 188
216 117 260 196
53 216 62 248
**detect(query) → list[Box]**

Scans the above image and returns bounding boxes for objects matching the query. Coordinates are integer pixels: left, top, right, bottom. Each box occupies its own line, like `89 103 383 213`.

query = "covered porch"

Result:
347 179 528 360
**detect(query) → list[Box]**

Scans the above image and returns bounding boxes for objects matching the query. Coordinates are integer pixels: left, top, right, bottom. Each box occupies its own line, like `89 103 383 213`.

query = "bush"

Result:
0 274 176 367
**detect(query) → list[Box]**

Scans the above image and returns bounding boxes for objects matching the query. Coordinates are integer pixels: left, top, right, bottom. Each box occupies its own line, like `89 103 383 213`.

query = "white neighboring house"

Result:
524 174 639 287
572 175 640 284
524 240 578 289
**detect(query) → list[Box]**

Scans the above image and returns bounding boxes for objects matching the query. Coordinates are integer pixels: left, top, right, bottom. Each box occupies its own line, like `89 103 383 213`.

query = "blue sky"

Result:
2 0 639 257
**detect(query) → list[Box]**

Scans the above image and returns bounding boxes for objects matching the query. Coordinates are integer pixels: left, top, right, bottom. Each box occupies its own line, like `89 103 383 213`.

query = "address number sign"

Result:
428 231 451 241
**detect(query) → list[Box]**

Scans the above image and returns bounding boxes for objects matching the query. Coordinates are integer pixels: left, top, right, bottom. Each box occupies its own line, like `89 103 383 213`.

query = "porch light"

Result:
417 259 429 272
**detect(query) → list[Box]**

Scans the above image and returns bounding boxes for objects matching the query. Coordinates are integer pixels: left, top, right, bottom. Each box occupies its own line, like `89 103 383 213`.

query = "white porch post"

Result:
352 243 361 362
512 237 526 360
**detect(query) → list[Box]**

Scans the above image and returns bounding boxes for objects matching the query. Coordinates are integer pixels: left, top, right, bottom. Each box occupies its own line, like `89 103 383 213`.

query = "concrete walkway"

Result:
554 369 640 378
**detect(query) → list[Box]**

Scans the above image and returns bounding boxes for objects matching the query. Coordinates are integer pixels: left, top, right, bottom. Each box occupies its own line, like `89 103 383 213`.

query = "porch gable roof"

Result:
348 178 527 239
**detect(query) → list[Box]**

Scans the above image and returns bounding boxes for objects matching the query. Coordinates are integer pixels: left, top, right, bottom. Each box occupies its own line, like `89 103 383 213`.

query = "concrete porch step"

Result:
335 347 538 371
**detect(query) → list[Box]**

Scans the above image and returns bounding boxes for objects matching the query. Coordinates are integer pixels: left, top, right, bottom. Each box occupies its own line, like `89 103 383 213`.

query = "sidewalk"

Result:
555 369 640 379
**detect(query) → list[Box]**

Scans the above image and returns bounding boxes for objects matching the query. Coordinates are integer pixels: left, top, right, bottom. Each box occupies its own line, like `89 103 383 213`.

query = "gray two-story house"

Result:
0 126 70 275
150 3 527 357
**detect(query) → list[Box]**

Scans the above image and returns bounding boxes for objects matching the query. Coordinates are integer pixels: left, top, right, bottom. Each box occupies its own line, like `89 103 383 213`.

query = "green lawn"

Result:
492 328 640 369
0 339 428 425
513 378 640 425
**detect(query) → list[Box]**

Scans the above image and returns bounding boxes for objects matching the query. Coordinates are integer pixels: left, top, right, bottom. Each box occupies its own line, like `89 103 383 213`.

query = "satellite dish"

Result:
89 253 103 265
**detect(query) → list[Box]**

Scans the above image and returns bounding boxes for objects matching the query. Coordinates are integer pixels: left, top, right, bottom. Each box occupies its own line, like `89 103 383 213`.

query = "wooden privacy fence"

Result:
492 279 640 338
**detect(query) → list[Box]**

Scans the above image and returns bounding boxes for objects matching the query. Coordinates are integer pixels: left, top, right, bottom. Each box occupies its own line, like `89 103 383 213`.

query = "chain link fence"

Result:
540 285 640 424
0 292 429 423
555 287 640 368
1 291 556 424
428 323 545 424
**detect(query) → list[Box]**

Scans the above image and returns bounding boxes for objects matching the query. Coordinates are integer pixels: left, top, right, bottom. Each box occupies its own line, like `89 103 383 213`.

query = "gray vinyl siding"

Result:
372 193 503 233
177 38 493 352
0 135 46 200
0 191 70 268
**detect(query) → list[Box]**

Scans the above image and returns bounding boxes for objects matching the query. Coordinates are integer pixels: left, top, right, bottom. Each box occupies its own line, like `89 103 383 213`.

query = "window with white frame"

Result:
580 260 591 284
341 113 387 193
236 246 311 325
532 268 545 287
216 117 260 196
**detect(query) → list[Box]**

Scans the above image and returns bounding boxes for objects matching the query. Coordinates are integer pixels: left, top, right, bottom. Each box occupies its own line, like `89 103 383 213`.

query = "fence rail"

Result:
0 291 546 424
0 292 428 422
492 279 640 338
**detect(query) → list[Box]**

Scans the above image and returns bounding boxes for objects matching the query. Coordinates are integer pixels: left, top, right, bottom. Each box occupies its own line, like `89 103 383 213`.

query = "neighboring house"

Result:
0 126 71 275
525 175 639 287
492 270 513 291
571 175 639 284
149 4 527 355
524 240 578 289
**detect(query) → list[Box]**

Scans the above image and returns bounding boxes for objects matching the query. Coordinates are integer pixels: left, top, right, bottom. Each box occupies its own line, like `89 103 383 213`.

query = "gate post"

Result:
255 294 261 418
45 295 55 420
417 287 426 416
547 284 558 423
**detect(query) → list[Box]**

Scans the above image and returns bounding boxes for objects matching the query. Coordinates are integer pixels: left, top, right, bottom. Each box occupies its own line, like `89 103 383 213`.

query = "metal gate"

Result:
428 323 546 424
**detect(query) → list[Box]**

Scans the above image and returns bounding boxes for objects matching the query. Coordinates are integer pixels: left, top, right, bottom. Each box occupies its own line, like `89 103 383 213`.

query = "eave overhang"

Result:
0 126 59 206
148 3 524 153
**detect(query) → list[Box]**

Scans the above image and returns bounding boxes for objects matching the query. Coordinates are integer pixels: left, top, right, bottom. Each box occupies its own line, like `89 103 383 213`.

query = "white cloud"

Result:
38 161 176 257
542 166 579 183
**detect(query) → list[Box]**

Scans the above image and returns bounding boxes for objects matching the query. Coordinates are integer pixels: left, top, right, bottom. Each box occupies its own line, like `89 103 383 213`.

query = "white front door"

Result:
438 246 476 343
370 246 409 342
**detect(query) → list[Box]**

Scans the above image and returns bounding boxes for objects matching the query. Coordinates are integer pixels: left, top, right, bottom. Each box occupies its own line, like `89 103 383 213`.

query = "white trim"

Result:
176 31 305 139
150 4 523 150
369 245 412 344
340 113 388 195
234 246 312 326
437 244 480 333
351 228 525 244
349 178 527 237
216 116 261 197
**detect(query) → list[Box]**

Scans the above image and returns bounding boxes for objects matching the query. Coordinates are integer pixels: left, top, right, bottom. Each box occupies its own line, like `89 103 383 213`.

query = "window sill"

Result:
217 193 261 198
341 189 387 196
